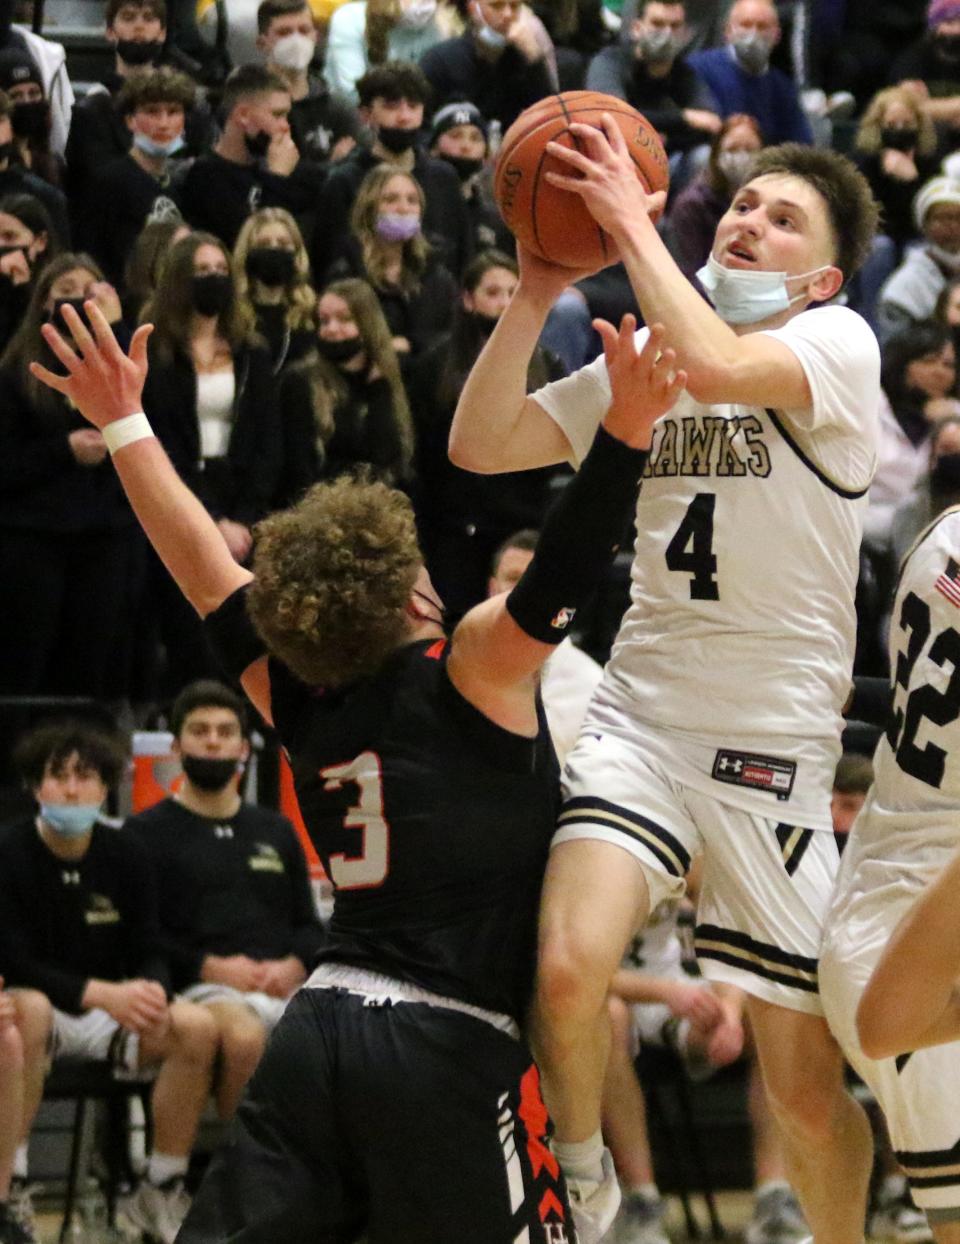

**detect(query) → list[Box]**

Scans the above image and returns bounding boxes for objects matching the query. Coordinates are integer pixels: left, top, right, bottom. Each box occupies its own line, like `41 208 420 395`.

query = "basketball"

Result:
494 91 669 269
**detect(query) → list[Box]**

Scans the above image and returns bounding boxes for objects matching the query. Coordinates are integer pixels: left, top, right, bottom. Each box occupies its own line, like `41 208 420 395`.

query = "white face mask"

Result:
696 252 831 324
271 31 315 71
400 0 438 28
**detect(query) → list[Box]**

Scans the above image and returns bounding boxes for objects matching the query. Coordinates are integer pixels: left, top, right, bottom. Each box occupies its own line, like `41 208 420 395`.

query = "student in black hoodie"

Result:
277 275 414 505
0 253 137 700
178 63 325 250
83 67 193 287
139 230 280 688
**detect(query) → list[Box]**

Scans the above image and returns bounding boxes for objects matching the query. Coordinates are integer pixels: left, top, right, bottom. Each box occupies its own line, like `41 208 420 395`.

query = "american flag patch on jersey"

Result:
936 557 960 609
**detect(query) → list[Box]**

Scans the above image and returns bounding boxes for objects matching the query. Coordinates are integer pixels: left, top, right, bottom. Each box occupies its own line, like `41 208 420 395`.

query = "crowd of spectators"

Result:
0 0 957 1239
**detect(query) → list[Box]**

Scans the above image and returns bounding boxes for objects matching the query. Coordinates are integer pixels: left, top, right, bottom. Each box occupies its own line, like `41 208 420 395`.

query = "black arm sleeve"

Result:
847 676 892 726
203 585 268 682
506 425 646 644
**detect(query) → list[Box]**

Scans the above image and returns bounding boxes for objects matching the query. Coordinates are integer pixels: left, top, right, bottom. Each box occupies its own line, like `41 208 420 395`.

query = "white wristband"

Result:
102 412 154 455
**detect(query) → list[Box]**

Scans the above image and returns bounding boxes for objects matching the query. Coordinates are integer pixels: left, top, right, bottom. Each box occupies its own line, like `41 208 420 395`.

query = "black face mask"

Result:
440 153 484 183
0 140 15 164
931 451 960 489
316 335 365 365
880 126 918 152
377 125 419 154
116 37 164 65
12 100 50 142
244 129 272 160
246 246 296 287
191 273 233 317
48 297 91 334
180 753 239 792
936 31 960 57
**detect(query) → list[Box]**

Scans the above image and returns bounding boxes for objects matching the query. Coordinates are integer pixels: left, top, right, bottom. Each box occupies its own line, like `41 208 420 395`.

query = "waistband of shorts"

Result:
304 963 520 1040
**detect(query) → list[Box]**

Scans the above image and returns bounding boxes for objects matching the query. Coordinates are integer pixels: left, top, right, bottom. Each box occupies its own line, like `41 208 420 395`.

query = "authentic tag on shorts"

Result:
711 749 796 800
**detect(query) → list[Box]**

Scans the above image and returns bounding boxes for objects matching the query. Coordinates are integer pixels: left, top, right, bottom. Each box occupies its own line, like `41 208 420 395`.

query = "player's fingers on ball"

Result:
648 189 667 214
545 139 590 172
601 112 628 153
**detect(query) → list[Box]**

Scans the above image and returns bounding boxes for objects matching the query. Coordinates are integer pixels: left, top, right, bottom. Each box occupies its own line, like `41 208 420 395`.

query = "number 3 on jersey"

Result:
666 493 720 600
320 751 389 889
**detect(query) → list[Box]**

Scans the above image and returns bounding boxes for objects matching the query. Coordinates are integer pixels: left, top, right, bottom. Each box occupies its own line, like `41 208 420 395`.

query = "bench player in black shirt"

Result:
30 301 684 1243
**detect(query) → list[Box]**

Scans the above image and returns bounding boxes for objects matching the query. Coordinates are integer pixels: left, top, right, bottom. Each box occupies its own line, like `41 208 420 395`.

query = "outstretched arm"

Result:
857 848 960 1060
30 301 251 619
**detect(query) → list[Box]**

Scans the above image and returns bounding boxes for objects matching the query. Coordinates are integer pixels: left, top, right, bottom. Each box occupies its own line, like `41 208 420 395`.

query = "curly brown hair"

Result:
248 477 421 687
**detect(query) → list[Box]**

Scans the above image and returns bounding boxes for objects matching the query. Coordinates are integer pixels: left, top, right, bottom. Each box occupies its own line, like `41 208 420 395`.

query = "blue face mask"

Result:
133 130 185 159
39 801 101 838
695 252 830 325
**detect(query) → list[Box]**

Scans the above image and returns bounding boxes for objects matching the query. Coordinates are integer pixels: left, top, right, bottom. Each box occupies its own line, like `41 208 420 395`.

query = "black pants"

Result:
0 525 137 698
179 989 573 1244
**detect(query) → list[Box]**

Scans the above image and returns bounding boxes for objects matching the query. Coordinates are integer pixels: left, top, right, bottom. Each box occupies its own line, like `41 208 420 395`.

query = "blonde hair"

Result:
855 87 937 159
350 164 431 294
233 207 316 332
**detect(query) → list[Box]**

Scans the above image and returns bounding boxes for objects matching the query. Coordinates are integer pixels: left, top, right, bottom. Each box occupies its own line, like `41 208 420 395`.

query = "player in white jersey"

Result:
820 506 960 1244
451 136 881 1244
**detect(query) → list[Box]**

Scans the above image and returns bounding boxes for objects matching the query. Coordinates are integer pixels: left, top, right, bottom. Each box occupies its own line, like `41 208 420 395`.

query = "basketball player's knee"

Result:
0 1020 24 1073
764 1067 842 1142
220 1016 267 1076
14 989 52 1053
537 934 611 1026
171 1003 219 1066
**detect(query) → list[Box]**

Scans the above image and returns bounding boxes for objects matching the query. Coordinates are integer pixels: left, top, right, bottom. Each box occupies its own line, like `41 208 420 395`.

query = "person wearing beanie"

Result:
0 49 62 191
890 0 960 133
0 90 69 249
428 100 512 252
878 174 960 342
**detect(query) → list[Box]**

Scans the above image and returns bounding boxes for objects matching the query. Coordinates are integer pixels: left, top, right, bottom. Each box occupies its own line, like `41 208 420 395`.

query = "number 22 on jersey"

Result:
320 751 390 889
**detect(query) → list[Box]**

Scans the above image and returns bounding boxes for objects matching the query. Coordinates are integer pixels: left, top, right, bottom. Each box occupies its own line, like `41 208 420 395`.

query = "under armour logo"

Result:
718 757 743 773
214 825 234 839
61 870 80 885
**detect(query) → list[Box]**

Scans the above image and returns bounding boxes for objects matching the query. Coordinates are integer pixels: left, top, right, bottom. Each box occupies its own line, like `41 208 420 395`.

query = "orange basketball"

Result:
494 91 669 269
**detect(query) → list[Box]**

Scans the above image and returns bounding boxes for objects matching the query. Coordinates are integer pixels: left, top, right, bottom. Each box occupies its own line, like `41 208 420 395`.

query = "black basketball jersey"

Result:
268 638 560 1022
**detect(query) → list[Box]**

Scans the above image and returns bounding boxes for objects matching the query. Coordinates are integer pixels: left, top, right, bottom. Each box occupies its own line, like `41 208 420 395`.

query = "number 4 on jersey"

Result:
666 493 720 600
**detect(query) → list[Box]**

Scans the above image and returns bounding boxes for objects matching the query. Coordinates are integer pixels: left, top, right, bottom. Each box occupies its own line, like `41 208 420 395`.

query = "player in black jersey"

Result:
30 303 685 1243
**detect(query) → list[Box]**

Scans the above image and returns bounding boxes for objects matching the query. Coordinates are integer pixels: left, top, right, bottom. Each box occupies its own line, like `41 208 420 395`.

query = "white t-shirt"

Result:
533 304 881 826
197 370 236 461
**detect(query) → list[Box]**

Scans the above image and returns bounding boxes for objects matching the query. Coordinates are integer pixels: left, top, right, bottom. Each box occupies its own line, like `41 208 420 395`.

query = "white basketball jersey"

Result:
623 899 685 979
833 507 960 919
535 305 880 825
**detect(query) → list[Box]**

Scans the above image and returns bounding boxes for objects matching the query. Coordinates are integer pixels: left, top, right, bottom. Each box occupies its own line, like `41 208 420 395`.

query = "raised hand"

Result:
544 114 667 236
596 318 685 449
30 300 153 430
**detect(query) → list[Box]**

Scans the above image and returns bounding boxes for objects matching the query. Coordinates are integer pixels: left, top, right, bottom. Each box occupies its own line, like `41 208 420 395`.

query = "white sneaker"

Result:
872 1200 933 1244
116 1177 191 1244
565 1149 622 1244
745 1186 808 1244
613 1191 671 1244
